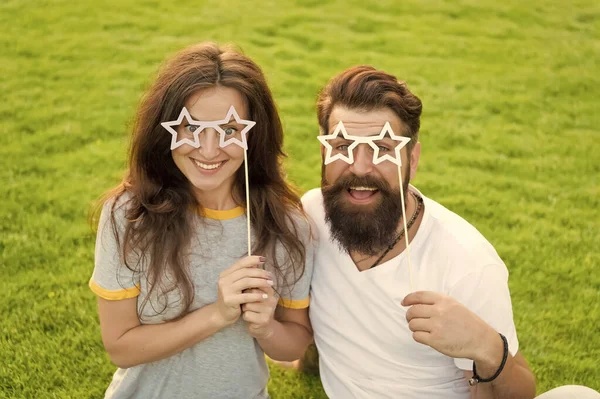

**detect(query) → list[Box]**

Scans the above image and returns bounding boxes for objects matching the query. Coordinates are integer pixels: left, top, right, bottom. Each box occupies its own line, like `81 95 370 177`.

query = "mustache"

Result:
323 174 394 195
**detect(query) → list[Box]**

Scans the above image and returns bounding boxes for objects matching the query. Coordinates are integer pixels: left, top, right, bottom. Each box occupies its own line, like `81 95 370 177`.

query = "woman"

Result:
89 42 313 398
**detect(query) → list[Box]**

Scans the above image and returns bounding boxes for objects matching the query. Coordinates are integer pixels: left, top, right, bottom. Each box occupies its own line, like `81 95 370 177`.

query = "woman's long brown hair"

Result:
93 42 306 319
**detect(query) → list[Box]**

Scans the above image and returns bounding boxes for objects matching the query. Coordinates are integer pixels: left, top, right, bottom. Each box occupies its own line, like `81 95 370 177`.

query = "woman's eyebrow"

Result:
186 113 228 123
185 113 205 123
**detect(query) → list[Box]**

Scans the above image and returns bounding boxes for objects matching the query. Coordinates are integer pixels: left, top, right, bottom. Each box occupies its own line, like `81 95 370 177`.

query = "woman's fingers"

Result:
242 301 271 312
242 311 262 324
232 277 274 293
225 292 268 307
226 266 272 285
219 256 265 278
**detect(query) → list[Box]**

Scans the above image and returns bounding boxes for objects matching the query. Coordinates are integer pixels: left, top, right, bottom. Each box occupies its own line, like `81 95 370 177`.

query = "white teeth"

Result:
192 159 222 170
350 186 377 191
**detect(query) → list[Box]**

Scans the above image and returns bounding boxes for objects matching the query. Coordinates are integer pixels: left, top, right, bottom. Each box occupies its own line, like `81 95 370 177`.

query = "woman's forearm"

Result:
257 320 313 362
105 303 229 368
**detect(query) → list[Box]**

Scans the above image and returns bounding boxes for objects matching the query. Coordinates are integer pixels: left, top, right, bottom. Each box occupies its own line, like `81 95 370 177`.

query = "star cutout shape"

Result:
317 121 360 165
210 105 255 150
368 122 411 166
317 121 411 166
161 106 256 151
161 107 203 150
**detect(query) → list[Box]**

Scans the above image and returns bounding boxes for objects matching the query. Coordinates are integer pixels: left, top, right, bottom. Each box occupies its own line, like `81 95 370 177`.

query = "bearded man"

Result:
299 65 599 399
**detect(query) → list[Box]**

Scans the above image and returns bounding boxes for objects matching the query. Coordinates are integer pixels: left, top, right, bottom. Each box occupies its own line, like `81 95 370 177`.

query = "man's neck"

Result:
349 189 424 272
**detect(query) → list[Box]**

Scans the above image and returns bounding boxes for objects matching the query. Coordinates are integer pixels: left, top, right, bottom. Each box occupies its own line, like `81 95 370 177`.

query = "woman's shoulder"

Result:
284 208 319 243
99 190 136 224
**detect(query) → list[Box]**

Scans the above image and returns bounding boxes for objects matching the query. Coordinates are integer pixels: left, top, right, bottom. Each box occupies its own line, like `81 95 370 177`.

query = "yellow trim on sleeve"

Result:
201 207 245 220
89 279 140 300
278 297 310 309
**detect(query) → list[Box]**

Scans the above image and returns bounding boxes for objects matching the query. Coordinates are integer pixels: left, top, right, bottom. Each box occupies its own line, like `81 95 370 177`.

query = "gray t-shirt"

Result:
90 195 313 399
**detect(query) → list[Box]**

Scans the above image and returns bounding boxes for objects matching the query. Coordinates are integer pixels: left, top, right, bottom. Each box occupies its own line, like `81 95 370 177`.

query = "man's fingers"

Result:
408 318 432 333
406 304 435 321
412 331 431 346
220 256 265 278
402 291 440 306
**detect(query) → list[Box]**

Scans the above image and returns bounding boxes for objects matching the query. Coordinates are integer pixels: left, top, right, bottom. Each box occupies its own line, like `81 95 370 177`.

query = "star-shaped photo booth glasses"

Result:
317 121 411 166
161 105 256 150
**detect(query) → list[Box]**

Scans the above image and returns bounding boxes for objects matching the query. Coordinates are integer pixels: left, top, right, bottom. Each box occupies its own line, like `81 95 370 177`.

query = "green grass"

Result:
1 0 598 397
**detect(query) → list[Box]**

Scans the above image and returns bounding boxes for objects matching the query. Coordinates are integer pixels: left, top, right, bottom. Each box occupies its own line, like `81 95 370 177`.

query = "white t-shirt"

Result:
302 187 519 399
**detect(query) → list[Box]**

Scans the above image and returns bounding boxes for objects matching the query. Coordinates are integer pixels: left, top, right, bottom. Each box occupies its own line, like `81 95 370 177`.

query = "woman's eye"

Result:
378 146 390 152
224 127 237 136
336 145 349 151
185 124 199 133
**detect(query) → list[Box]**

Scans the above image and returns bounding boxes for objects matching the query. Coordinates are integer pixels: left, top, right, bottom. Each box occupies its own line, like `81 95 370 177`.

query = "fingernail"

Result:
262 293 269 299
267 280 274 286
259 256 266 262
266 271 274 278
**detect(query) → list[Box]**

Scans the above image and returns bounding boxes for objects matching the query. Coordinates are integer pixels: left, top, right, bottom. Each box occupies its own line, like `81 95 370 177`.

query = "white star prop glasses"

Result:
317 121 411 166
161 105 256 151
161 105 257 256
317 120 416 291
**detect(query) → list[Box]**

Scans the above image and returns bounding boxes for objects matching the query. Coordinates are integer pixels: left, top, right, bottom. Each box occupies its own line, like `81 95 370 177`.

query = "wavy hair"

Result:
93 42 306 319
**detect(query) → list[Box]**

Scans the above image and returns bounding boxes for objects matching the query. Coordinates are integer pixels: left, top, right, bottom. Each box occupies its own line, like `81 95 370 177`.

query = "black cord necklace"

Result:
369 192 423 269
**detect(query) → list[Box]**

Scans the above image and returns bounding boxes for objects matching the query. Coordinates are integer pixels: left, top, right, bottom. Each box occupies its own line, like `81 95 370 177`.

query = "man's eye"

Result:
336 145 349 151
378 146 390 152
185 124 199 133
224 127 237 136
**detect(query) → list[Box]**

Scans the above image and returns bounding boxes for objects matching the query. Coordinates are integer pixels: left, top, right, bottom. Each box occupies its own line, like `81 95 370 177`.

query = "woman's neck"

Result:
194 186 239 210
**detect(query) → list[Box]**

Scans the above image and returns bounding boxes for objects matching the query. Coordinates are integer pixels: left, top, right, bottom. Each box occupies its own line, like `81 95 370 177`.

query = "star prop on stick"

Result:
161 108 204 149
161 105 256 256
317 121 415 291
213 106 255 150
369 122 411 166
317 121 358 165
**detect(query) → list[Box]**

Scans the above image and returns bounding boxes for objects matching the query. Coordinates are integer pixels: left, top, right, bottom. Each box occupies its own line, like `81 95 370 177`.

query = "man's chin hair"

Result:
321 170 411 256
326 214 398 256
323 191 402 256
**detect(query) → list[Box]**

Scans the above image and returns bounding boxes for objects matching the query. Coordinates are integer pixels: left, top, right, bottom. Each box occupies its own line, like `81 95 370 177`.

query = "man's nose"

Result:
349 144 374 176
198 129 221 160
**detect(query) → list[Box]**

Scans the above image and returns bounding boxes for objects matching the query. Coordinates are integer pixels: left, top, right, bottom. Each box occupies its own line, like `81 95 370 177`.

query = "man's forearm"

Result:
471 359 536 399
257 320 312 361
470 332 536 399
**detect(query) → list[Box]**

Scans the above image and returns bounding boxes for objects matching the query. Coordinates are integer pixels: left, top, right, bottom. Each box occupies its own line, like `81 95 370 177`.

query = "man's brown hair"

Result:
316 65 423 149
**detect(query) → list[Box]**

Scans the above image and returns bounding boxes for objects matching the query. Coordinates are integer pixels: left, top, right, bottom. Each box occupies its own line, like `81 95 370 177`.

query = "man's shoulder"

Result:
424 196 501 264
301 188 322 204
301 188 324 216
300 188 330 244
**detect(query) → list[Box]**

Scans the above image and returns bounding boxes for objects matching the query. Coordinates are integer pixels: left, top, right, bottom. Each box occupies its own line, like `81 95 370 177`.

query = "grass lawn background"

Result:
1 0 598 397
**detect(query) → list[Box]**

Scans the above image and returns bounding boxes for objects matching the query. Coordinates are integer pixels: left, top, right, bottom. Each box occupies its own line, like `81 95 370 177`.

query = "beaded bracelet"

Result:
468 333 509 386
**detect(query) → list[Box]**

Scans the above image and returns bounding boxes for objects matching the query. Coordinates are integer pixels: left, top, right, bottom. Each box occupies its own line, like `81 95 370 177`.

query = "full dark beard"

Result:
322 170 410 256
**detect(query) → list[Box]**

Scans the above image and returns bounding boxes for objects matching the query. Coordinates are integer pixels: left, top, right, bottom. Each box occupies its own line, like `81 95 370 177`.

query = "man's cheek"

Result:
324 164 343 185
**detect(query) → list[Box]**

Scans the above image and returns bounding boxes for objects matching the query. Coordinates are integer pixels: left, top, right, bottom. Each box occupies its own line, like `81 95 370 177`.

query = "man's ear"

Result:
410 142 421 180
